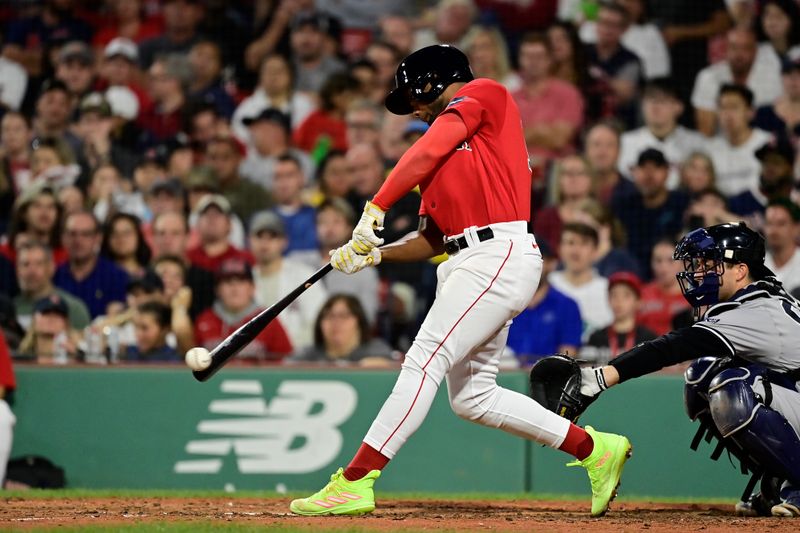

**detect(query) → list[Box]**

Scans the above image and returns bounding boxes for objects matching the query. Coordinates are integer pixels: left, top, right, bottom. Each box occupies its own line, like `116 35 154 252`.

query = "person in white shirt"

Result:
231 53 315 144
549 222 613 340
0 56 28 111
764 198 800 293
250 210 327 350
692 27 783 136
618 80 707 189
706 84 772 197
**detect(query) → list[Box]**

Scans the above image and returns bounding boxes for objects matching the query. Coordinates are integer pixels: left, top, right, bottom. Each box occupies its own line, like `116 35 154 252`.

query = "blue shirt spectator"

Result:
276 205 319 255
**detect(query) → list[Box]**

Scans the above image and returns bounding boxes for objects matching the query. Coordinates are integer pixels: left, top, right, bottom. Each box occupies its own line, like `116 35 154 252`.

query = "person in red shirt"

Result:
291 45 631 519
0 329 16 486
186 194 253 272
638 238 690 335
194 259 292 363
292 72 360 155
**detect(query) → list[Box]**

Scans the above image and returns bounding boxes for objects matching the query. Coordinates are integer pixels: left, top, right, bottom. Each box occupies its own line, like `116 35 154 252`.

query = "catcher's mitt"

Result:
529 354 596 423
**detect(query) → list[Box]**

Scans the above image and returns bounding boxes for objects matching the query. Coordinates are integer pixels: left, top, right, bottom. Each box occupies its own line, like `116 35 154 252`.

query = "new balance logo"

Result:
174 380 358 475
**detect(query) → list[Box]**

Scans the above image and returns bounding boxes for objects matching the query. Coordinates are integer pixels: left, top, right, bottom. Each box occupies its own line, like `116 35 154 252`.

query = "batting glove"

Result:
351 201 385 254
579 367 609 398
329 241 382 274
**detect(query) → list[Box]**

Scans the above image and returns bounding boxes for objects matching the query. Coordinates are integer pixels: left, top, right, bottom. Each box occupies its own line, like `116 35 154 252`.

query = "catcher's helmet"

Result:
384 44 474 115
674 222 773 308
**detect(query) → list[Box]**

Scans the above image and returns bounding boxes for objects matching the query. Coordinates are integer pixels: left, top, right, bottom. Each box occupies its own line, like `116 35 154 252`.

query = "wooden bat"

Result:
192 263 333 382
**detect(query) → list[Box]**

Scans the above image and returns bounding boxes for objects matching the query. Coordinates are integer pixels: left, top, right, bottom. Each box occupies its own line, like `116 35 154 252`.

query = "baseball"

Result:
185 347 212 371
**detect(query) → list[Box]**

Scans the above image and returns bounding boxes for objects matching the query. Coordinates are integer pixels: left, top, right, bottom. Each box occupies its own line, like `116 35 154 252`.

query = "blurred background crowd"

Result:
0 0 799 378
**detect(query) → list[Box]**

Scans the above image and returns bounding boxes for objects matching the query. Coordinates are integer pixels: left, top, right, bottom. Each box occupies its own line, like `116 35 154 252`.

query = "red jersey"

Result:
0 330 15 391
293 110 348 153
637 282 690 336
375 79 531 237
194 306 293 362
186 244 254 273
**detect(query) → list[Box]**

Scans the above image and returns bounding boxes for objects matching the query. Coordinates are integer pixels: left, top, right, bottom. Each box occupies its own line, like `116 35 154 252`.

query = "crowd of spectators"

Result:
0 0 800 375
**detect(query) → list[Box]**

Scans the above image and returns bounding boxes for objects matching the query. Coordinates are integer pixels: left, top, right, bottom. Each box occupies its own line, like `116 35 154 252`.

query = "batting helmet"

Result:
674 222 773 308
384 44 474 115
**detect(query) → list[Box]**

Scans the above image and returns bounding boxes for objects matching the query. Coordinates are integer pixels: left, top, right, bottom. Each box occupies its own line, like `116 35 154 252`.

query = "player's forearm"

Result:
373 113 468 211
379 231 442 263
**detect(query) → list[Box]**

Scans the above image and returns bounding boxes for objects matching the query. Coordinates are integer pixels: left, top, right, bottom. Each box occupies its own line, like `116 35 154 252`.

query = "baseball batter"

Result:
289 45 631 518
571 222 800 517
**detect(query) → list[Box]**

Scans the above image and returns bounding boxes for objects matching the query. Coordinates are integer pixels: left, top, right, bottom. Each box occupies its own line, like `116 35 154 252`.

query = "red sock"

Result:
558 423 594 460
343 442 390 481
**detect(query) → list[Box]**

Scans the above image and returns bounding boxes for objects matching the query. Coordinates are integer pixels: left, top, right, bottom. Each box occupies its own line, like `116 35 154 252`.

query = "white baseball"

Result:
185 347 212 371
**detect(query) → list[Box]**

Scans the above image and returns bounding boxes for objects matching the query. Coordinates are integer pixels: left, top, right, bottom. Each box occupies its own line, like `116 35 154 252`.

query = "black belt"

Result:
443 227 494 255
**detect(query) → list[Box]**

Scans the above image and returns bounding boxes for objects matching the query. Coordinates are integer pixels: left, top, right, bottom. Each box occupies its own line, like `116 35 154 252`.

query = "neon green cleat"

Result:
289 468 380 516
567 426 632 517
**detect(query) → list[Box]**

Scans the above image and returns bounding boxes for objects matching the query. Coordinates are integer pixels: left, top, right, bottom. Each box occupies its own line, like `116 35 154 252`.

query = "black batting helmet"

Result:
384 44 474 115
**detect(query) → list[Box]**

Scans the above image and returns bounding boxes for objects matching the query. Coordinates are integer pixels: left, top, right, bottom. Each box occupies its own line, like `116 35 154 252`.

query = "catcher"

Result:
531 222 800 517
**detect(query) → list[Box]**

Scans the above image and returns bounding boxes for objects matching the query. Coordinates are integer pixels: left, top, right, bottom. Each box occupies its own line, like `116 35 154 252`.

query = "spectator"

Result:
464 25 521 91
505 240 582 365
583 120 637 205
32 79 81 160
138 0 204 69
194 258 293 362
534 155 595 252
647 0 730 114
613 148 688 276
0 55 27 112
184 167 246 248
100 212 151 277
345 100 383 150
250 210 327 350
547 21 596 117
126 301 179 362
74 92 138 181
379 15 416 56
3 0 93 77
271 155 319 258
92 0 163 48
692 28 782 136
16 294 82 364
13 241 91 332
184 102 224 156
243 0 315 72
205 136 273 225
729 138 796 229
618 80 708 189
145 177 185 224
28 136 80 190
139 54 191 143
289 11 347 93
584 1 644 128
754 57 800 146
414 0 478 50
0 112 32 202
310 150 359 207
100 38 149 112
349 58 383 106
187 40 236 119
54 211 129 318
755 0 800 66
684 188 736 230
186 194 253 272
58 185 86 217
764 198 800 293
549 222 613 339
151 211 214 318
288 294 395 366
580 271 656 364
293 73 360 154
365 40 404 99
0 329 14 487
575 198 642 278
638 238 690 336
232 53 316 141
54 41 97 104
312 198 379 323
239 108 314 191
512 33 584 170
679 151 717 194
706 84 772 197
6 183 65 265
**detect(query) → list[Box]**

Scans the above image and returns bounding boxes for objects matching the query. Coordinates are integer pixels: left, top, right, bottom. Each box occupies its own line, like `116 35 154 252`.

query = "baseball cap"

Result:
291 11 342 39
148 177 184 197
104 37 138 62
105 86 140 121
781 56 800 74
215 258 253 282
34 294 69 317
636 148 668 168
250 210 286 236
58 41 93 66
79 92 111 118
38 78 69 99
608 271 643 297
402 119 429 140
185 166 219 191
242 108 291 132
755 137 795 164
126 269 165 294
194 193 231 216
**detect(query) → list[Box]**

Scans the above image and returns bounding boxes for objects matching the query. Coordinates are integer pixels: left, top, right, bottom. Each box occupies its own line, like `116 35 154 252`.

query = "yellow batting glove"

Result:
351 201 385 254
329 241 382 274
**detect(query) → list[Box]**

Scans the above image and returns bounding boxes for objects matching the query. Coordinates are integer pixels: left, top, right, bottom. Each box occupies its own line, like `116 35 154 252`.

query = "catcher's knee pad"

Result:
709 367 800 486
684 357 722 421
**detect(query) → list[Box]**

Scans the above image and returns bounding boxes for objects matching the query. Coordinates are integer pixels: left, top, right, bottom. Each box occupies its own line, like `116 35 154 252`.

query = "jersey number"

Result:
781 300 800 325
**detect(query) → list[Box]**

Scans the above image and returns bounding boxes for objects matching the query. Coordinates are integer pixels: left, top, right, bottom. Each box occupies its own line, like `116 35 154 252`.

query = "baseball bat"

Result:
192 263 333 382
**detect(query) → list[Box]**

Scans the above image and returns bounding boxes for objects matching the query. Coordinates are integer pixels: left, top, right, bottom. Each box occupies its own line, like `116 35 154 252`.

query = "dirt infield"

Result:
3 496 800 532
